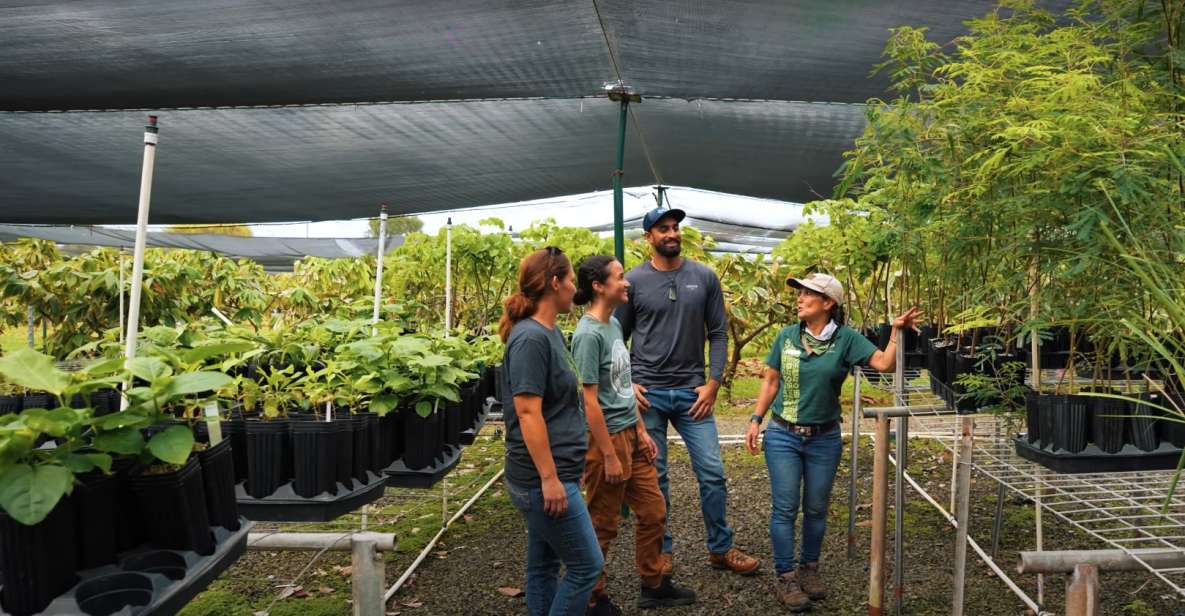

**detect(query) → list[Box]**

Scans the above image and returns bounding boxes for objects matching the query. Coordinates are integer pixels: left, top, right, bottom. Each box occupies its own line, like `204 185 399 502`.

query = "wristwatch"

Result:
750 413 765 425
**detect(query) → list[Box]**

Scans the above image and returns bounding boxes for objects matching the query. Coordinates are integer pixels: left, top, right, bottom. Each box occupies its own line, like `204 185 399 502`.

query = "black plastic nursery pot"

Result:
403 409 441 471
244 419 290 500
494 365 505 406
220 417 249 484
129 458 215 556
91 389 121 417
1024 391 1041 444
197 439 240 531
22 391 57 410
1038 394 1056 450
377 410 400 468
0 496 78 616
876 324 892 351
351 413 375 482
1158 392 1185 448
443 401 465 447
367 412 384 473
332 415 354 489
391 407 410 464
75 470 122 570
0 393 21 415
1090 396 1126 454
290 415 339 497
1051 395 1089 454
480 365 497 402
1128 394 1160 452
111 457 145 554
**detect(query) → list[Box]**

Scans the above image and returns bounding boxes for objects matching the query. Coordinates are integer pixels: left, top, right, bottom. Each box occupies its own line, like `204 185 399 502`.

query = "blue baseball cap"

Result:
642 207 686 232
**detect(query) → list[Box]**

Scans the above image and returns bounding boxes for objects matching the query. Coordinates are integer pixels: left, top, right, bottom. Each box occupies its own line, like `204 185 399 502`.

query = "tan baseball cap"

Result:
788 272 845 306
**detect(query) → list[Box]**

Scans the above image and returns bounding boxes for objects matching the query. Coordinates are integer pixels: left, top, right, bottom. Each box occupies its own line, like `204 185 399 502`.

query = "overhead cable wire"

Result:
590 0 664 186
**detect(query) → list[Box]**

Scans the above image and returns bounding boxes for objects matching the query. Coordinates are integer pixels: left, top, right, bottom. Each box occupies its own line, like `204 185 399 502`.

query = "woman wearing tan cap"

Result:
744 272 921 612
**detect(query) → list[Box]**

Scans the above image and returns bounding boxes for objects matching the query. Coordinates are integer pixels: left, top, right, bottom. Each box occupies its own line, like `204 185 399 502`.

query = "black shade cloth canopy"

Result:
0 0 1073 225
0 225 402 269
0 1 1066 112
0 98 864 224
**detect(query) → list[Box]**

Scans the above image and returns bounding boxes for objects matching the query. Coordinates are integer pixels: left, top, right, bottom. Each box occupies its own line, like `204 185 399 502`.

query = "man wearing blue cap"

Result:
614 207 761 579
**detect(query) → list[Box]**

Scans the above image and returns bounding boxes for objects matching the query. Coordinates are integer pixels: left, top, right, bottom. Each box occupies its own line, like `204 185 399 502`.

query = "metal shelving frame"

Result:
850 359 1185 616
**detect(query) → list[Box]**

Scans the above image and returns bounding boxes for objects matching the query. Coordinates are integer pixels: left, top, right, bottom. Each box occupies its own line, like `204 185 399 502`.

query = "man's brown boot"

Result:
708 548 760 576
773 572 811 612
797 562 826 600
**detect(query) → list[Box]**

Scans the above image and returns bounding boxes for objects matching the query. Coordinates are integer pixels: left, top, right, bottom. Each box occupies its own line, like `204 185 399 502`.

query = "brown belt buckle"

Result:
792 424 812 437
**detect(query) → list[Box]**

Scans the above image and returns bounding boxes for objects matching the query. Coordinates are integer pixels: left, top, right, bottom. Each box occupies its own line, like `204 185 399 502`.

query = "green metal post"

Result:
613 99 629 262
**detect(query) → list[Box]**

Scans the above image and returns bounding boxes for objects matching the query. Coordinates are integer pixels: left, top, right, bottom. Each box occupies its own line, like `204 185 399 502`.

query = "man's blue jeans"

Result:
643 387 734 555
762 420 843 575
505 479 604 616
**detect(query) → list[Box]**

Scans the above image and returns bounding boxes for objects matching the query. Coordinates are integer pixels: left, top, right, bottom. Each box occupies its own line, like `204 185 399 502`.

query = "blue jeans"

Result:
763 420 843 575
643 387 734 555
505 479 604 616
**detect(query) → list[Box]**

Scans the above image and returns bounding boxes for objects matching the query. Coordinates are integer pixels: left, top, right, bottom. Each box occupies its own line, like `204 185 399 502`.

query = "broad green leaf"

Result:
369 394 398 417
94 427 145 455
126 357 172 383
78 357 127 378
0 464 73 526
84 453 113 474
164 372 233 398
24 407 83 437
91 409 151 430
0 347 70 397
181 342 256 365
415 400 434 418
147 426 194 465
59 453 99 474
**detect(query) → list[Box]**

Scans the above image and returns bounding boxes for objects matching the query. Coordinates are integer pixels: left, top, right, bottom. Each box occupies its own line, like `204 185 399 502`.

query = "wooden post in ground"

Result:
951 416 974 616
868 414 890 615
1064 564 1099 616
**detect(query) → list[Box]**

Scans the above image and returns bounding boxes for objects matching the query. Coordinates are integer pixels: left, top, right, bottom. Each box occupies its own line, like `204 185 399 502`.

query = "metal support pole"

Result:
371 204 387 335
1020 548 1185 573
26 306 34 348
1064 564 1099 616
868 414 890 615
612 99 629 263
894 416 908 616
991 481 1006 561
848 369 862 560
352 534 385 616
951 416 974 616
1036 471 1045 605
122 116 159 412
445 217 453 333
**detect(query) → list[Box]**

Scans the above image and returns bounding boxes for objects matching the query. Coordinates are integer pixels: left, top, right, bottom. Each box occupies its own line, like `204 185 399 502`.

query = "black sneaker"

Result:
588 595 623 616
637 578 697 609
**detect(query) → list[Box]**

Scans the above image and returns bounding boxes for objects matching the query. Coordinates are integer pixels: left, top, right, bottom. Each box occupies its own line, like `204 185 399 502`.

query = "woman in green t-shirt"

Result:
571 255 696 614
743 272 921 612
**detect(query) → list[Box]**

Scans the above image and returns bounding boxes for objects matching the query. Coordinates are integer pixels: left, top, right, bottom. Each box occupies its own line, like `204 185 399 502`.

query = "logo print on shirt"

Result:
609 339 634 404
781 343 803 423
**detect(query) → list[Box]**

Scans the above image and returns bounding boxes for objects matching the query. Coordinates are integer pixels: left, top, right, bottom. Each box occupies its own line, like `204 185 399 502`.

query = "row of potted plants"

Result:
0 347 239 616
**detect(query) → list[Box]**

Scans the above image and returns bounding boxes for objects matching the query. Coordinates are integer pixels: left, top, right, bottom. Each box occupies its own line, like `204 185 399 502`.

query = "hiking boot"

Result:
659 552 674 578
708 547 760 576
637 577 697 609
797 562 826 600
773 572 811 612
587 595 623 616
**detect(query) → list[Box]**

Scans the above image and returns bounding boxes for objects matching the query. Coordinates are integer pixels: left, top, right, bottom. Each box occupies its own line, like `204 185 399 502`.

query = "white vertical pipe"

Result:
121 116 159 409
118 251 125 342
26 306 34 348
444 217 453 334
371 204 388 336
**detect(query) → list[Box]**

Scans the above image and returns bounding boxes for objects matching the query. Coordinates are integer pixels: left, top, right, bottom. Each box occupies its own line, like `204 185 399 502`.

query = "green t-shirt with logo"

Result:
572 315 639 434
764 323 878 425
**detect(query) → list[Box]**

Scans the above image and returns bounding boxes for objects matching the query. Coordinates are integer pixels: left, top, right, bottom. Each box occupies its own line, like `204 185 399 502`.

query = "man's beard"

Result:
654 239 682 258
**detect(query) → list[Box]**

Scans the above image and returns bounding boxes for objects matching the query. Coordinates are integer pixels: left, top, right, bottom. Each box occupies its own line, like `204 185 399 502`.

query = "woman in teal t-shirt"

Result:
744 273 921 612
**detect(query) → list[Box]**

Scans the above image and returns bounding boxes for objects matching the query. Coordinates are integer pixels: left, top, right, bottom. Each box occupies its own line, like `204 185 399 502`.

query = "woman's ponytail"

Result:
499 293 537 342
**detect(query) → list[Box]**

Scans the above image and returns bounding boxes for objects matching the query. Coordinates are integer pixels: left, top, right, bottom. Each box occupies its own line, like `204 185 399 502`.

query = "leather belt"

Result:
769 414 839 437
